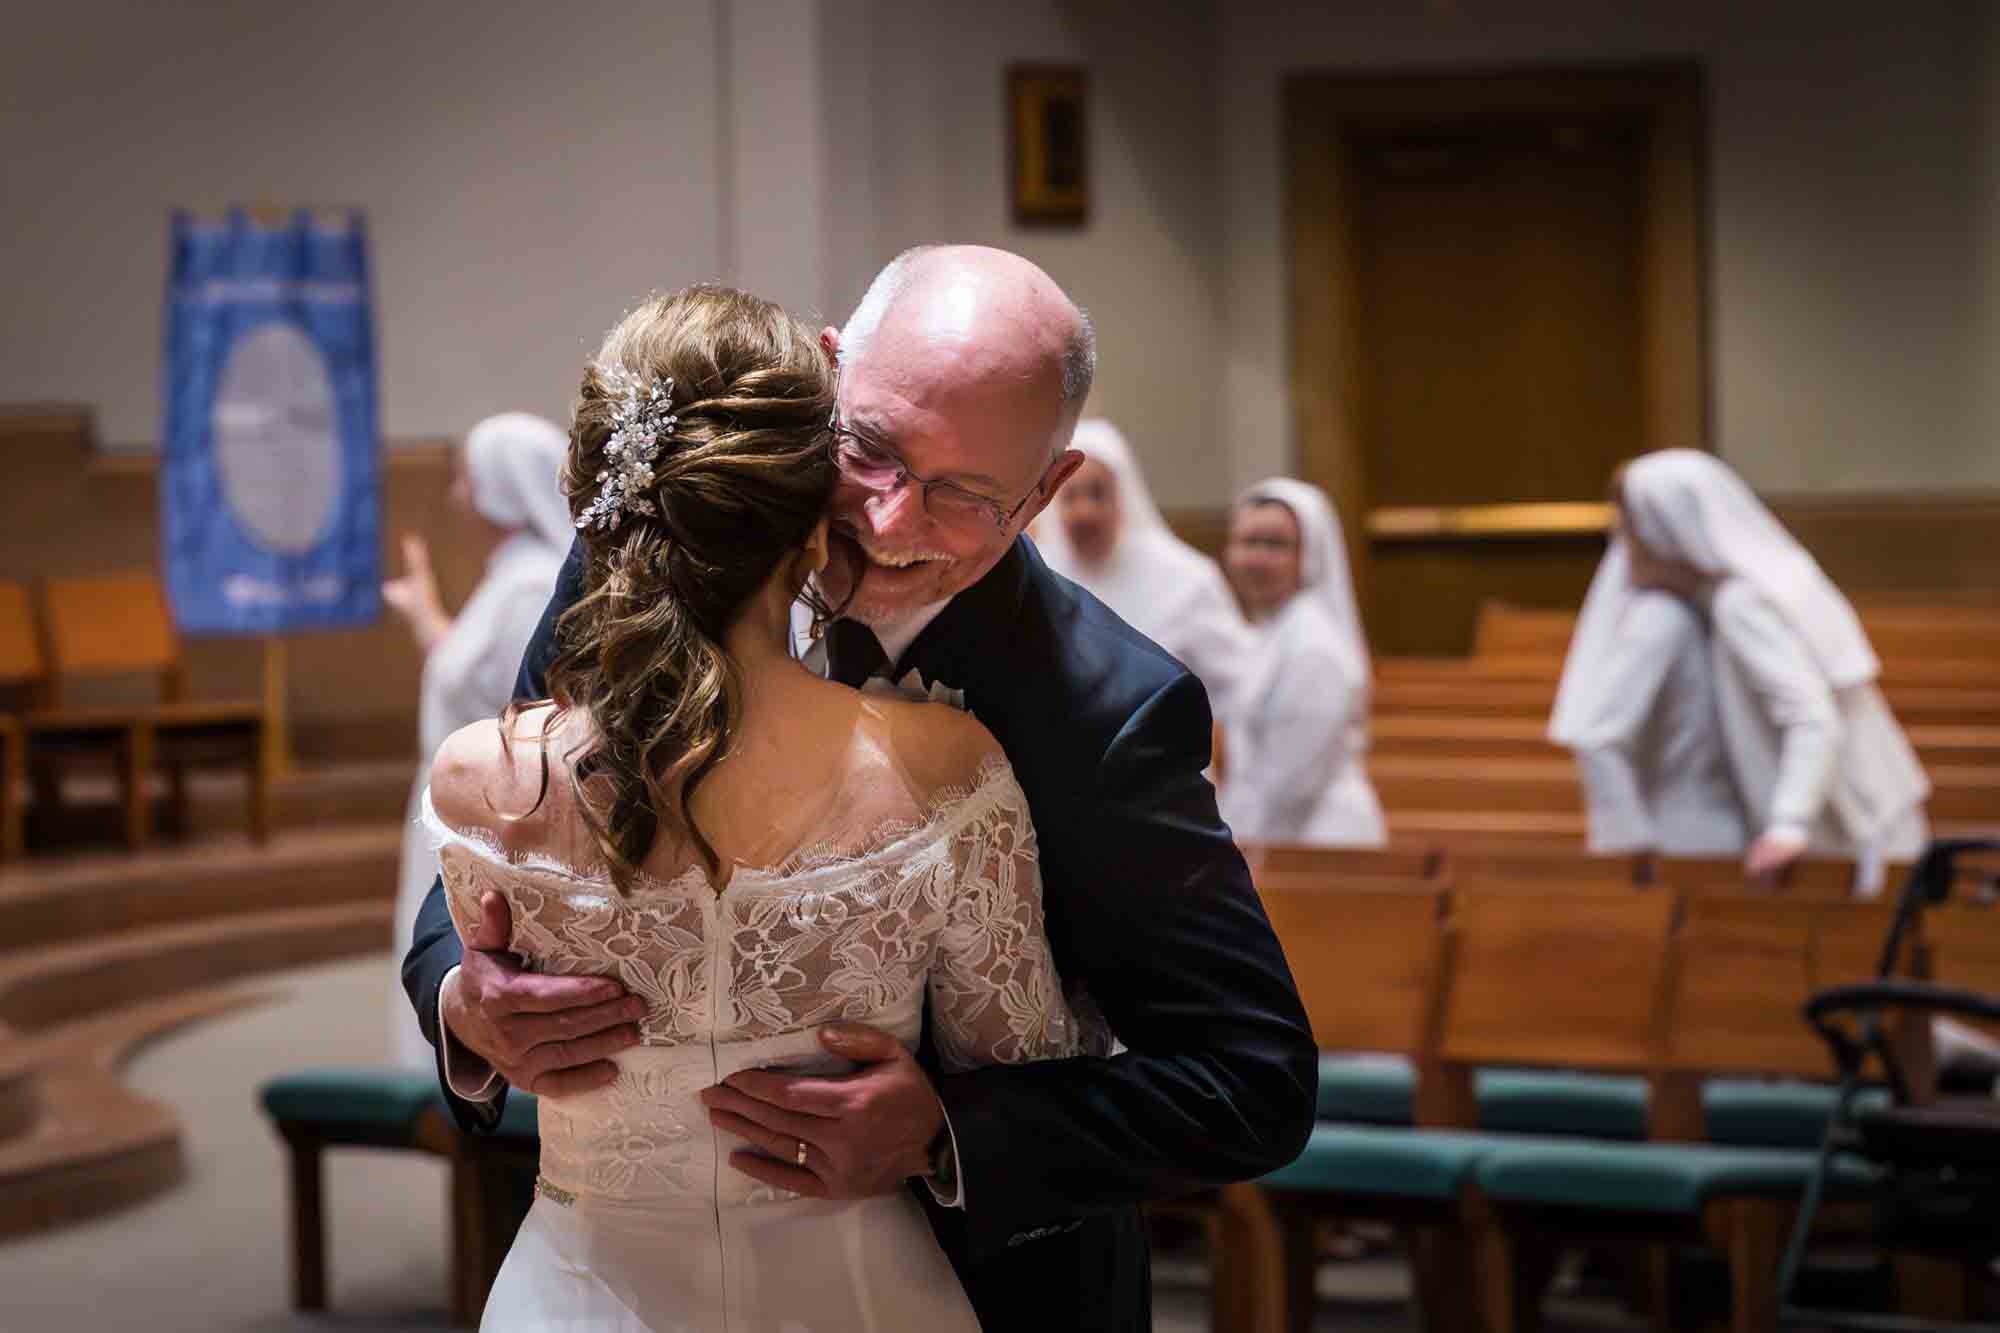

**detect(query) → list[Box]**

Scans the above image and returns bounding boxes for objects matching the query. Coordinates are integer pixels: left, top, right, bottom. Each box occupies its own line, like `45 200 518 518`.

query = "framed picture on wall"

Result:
1008 65 1088 226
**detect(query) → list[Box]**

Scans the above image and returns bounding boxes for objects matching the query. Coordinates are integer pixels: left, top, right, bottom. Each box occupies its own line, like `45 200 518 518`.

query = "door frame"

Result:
1284 64 1710 625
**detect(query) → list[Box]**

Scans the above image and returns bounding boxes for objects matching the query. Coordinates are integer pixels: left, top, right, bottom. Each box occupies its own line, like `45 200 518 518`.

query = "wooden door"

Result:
1288 67 1706 656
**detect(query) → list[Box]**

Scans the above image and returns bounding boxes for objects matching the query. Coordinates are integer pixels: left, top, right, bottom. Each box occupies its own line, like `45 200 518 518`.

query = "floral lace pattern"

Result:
425 757 1079 1208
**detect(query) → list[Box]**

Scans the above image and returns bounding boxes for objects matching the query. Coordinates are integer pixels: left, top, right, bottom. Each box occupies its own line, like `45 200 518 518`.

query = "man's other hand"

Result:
700 1023 945 1199
441 890 645 1097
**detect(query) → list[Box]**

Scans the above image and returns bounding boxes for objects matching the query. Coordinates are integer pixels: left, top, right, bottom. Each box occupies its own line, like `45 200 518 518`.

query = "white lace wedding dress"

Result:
423 750 1078 1332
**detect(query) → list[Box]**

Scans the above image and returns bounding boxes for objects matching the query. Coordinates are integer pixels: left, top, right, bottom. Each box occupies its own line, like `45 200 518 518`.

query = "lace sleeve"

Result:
927 773 1080 1073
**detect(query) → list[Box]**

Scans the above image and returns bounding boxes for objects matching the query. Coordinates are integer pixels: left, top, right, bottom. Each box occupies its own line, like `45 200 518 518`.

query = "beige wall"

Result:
833 0 1229 508
7 0 1995 506
1221 0 1997 496
1 1 727 448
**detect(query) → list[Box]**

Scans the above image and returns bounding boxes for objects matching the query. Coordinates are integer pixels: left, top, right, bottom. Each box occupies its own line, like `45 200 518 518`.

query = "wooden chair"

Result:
28 573 268 848
0 582 36 861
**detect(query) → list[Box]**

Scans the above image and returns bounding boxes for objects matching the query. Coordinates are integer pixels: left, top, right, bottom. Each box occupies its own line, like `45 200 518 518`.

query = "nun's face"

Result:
1057 458 1121 565
448 446 510 546
1225 500 1302 619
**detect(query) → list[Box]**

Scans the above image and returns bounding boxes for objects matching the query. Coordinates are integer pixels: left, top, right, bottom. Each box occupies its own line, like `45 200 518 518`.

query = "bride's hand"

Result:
700 1023 944 1200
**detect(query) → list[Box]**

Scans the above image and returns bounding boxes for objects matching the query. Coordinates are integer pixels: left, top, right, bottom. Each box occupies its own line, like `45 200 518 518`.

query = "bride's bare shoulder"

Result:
867 694 1010 797
430 705 570 839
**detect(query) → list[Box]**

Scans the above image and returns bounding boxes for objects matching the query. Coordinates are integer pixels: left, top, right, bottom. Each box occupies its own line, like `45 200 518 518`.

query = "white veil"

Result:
463 412 575 551
1034 419 1232 646
1234 477 1370 687
1552 450 1876 745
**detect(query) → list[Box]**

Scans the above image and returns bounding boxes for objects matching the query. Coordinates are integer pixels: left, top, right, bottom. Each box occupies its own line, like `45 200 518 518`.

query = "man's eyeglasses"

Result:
825 406 1048 533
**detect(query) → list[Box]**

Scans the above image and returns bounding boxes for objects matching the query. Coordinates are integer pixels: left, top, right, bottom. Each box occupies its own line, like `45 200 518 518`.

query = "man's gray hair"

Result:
841 244 1096 412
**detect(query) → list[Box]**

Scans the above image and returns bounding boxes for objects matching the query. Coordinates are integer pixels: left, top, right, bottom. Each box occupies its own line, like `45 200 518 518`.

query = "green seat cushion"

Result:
1265 1123 1526 1201
1702 1079 1890 1149
1476 1070 1649 1140
1475 1139 1879 1215
260 1068 443 1130
1314 1059 1647 1139
495 1089 540 1140
1317 1055 1416 1124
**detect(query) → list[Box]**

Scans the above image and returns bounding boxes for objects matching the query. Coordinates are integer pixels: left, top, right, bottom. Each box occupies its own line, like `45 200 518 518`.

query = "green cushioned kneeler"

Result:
1265 1124 1512 1200
1702 1079 1890 1149
1317 1055 1417 1124
1315 1055 1647 1139
1475 1140 1880 1215
260 1069 443 1130
1477 1070 1648 1139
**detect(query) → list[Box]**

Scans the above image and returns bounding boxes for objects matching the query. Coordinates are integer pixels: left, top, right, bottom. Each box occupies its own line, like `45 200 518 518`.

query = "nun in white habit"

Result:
1550 449 1929 892
382 412 572 1069
1035 419 1253 717
1218 477 1387 847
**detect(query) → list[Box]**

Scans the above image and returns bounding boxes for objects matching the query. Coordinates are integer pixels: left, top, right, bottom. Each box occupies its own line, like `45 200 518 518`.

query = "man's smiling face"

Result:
817 252 1083 629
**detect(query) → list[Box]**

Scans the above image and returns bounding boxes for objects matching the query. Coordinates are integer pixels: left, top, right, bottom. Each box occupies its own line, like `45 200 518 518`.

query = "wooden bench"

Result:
0 582 41 861
26 573 269 848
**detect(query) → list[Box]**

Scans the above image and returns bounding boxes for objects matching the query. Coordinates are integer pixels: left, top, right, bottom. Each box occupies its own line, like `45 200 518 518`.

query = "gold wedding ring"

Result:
795 1139 808 1167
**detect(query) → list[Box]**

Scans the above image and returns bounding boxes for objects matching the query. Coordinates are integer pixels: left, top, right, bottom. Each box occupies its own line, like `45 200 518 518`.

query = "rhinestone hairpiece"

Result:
576 365 678 533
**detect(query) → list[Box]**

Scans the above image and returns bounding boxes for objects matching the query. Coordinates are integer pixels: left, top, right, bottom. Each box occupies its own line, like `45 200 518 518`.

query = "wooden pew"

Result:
1439 846 1640 892
1472 599 2000 670
1254 883 1471 1333
1245 843 1439 884
1427 889 1678 1333
1372 714 2000 772
0 582 34 861
29 574 269 848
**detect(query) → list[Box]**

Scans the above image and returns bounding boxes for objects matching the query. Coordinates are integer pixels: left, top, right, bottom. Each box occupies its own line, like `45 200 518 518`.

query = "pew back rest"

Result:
0 582 45 691
1663 896 1825 1076
40 573 183 702
1259 879 1446 1055
1251 844 1438 882
1471 601 1575 660
1436 887 1676 1072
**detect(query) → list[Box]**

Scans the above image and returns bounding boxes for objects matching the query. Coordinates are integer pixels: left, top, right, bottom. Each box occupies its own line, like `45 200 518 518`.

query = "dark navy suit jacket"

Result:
403 535 1318 1332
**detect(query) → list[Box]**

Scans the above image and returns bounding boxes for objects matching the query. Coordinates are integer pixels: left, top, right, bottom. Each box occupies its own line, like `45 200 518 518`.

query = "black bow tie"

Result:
825 618 889 688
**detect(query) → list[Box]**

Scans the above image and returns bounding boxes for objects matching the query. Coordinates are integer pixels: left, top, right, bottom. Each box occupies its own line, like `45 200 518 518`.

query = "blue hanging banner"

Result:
162 208 381 635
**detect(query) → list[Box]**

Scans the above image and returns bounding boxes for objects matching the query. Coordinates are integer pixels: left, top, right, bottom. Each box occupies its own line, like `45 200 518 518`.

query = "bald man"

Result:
403 245 1317 1330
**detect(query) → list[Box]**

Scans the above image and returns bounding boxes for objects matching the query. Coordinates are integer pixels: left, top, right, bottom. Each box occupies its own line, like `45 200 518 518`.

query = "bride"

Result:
423 285 1078 1330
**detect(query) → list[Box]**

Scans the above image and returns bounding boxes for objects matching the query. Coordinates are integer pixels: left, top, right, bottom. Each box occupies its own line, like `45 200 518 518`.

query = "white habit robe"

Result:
390 413 571 1070
1034 419 1253 718
1218 478 1386 848
1550 450 1929 893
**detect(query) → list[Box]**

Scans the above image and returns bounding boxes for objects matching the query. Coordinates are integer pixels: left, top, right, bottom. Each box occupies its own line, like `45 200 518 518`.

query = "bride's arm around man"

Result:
403 245 1318 1331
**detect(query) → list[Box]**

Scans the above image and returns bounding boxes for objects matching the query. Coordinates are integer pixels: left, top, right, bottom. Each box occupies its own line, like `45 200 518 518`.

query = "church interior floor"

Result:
0 953 1645 1333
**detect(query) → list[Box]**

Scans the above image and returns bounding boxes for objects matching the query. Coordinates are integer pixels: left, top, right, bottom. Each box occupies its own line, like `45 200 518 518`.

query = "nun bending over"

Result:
1035 419 1253 716
381 413 571 1069
1550 449 1929 894
1217 478 1386 848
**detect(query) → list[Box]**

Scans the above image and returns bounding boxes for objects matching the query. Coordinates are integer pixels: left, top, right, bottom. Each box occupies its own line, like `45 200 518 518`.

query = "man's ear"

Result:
1023 449 1087 526
820 326 841 364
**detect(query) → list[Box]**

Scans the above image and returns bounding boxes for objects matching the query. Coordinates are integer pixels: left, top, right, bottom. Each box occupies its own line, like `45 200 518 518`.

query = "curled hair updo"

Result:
513 285 836 891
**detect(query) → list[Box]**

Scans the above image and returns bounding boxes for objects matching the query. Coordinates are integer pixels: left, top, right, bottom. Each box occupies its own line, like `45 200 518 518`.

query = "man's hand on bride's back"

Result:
700 1023 945 1200
443 890 646 1097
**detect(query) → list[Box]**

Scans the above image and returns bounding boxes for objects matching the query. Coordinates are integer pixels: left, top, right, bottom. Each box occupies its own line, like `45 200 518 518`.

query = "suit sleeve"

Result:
930 671 1319 1259
400 540 586 1131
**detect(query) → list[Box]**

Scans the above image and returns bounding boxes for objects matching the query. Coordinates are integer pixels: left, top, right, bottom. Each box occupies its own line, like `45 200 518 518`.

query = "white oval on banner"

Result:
212 322 340 554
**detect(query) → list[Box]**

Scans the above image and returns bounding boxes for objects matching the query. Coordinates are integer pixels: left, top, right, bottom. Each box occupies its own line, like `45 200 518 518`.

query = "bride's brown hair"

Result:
506 285 836 892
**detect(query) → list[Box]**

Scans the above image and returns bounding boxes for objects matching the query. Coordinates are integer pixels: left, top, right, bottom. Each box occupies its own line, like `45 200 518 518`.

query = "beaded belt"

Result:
535 1175 577 1207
